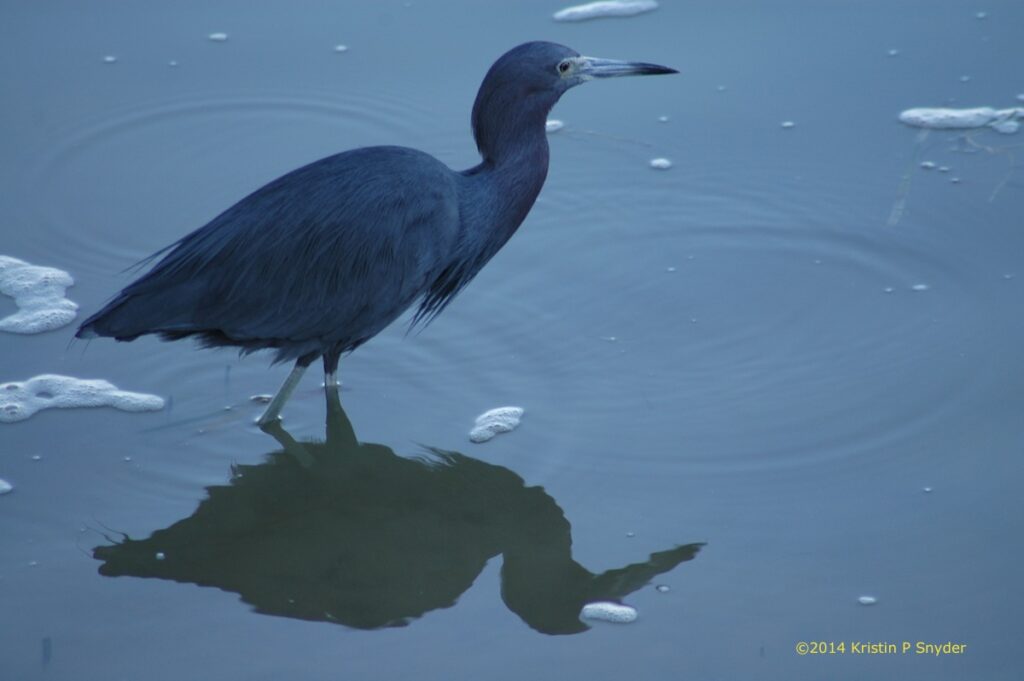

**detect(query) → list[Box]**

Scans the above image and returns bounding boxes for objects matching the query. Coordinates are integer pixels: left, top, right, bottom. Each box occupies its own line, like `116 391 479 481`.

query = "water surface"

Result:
2 2 1022 680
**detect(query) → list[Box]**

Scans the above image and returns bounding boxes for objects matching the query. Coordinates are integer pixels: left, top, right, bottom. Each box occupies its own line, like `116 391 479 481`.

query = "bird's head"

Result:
483 41 677 96
472 41 676 161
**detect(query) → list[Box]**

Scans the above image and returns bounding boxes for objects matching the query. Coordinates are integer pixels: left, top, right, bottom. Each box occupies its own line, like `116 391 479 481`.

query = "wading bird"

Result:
77 41 676 426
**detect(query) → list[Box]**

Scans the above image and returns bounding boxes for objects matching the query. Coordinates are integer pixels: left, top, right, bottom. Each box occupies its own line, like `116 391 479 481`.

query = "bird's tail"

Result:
76 276 206 341
75 294 143 340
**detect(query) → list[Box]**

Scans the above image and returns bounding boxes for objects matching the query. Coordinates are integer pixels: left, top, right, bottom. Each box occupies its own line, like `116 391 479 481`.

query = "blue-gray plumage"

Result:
76 41 676 426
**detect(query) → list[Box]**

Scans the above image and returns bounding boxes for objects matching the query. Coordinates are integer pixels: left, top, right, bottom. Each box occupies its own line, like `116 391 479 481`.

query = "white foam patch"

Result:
0 478 12 495
553 1 658 22
469 406 523 443
0 375 165 423
208 32 228 42
0 256 78 334
649 157 672 170
546 119 565 133
898 107 1024 134
580 602 638 623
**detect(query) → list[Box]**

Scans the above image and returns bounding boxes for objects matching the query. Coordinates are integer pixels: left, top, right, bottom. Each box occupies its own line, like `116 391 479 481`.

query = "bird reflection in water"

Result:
94 393 703 635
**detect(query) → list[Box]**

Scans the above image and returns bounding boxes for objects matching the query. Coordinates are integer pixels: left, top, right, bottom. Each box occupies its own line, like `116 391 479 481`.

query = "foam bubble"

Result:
649 157 672 170
469 406 523 443
580 602 638 623
102 55 117 64
0 375 164 423
991 119 1020 134
858 595 878 606
208 32 228 42
333 44 349 53
0 478 12 495
781 120 796 129
546 119 565 133
898 106 1023 134
553 0 658 22
0 256 78 334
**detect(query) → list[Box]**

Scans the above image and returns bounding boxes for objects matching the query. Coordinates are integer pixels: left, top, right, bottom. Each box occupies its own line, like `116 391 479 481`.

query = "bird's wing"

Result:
86 146 461 349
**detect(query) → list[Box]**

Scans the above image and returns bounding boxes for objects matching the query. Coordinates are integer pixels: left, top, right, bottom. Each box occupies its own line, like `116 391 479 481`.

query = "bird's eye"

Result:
557 60 571 74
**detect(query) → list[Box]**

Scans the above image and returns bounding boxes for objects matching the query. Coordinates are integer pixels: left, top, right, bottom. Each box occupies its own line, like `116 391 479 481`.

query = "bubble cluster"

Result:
469 406 523 443
553 0 658 22
580 602 638 623
0 478 12 495
545 119 565 133
649 157 672 170
0 375 164 423
898 107 1023 135
0 256 78 334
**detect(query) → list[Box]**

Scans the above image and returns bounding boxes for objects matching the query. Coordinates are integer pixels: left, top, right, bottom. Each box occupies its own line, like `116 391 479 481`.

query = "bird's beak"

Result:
578 56 678 79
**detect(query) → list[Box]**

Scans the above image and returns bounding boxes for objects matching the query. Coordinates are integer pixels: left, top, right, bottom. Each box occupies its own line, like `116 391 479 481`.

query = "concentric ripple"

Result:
439 143 991 475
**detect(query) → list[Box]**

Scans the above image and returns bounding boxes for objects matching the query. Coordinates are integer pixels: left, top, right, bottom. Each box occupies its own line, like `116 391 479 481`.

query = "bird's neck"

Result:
467 88 552 233
471 84 554 171
483 126 549 206
463 127 548 247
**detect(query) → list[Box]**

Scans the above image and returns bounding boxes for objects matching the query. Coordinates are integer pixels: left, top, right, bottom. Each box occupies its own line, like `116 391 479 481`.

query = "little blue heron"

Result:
77 42 676 426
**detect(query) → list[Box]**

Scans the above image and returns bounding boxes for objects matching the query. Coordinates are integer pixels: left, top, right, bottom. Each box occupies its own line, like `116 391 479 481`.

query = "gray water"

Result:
2 1 1023 679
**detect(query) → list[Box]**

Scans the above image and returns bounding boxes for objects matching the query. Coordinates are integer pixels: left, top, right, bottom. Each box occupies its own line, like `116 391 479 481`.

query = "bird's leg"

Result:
323 351 342 412
322 352 356 445
256 355 315 428
325 371 341 413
